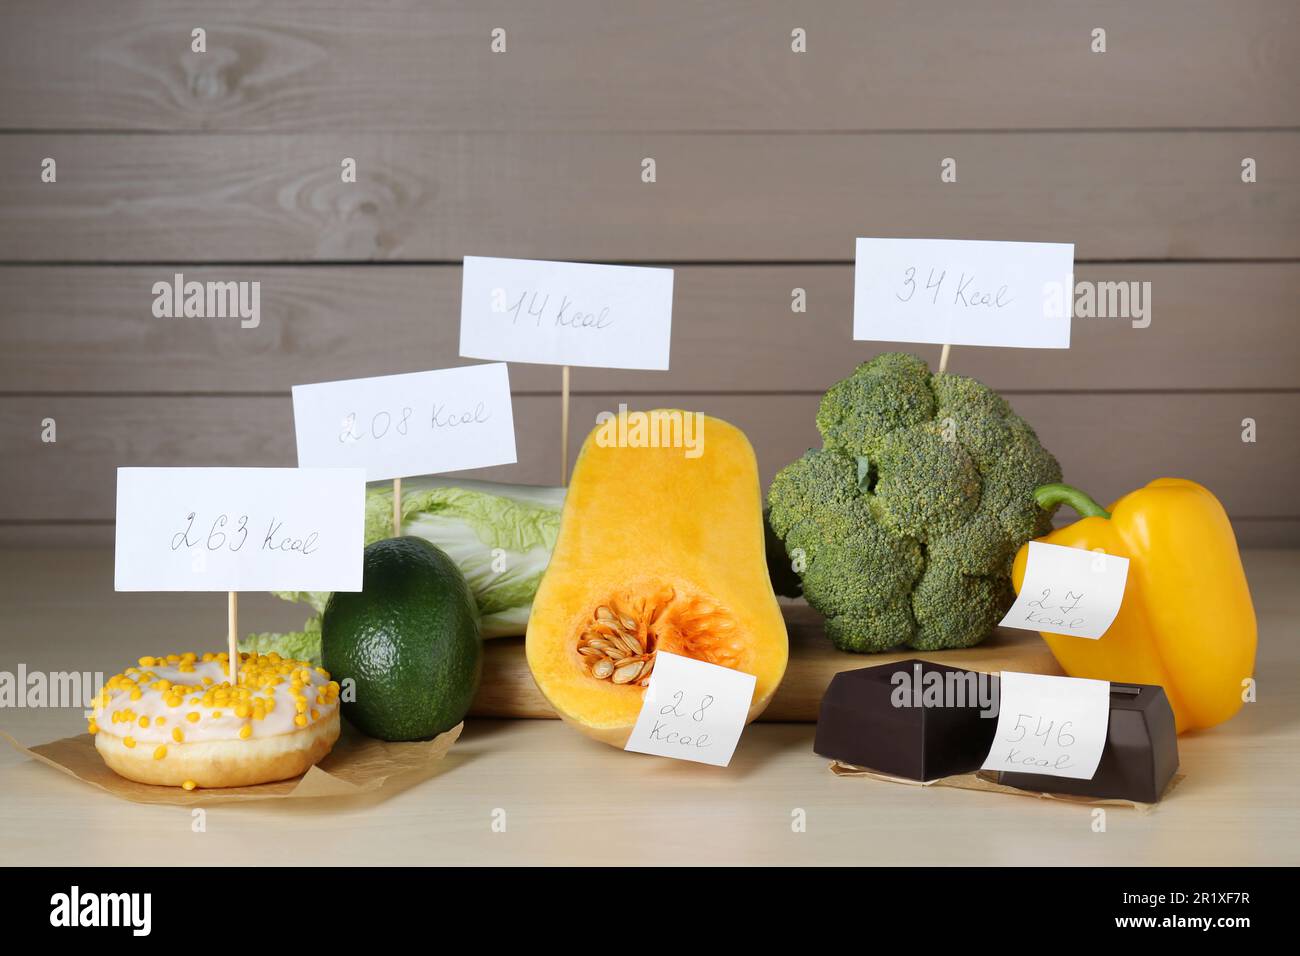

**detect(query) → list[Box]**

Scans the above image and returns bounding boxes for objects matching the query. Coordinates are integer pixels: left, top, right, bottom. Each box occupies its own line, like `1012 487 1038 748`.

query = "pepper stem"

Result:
1033 482 1111 520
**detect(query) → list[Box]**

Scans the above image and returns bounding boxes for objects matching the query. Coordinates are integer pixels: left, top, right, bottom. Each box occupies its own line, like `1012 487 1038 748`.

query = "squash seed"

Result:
612 661 644 684
604 630 634 655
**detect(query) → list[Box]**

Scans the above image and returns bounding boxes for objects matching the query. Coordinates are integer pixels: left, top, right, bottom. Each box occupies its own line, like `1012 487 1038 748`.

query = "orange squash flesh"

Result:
526 411 789 748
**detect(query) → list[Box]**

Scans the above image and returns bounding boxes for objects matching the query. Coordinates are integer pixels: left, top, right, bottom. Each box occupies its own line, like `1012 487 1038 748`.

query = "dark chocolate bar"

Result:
815 660 1180 802
997 682 1179 803
815 659 997 781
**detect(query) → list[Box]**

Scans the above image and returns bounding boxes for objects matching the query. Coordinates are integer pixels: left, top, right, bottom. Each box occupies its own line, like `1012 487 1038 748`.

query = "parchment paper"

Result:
3 722 462 807
829 760 1182 812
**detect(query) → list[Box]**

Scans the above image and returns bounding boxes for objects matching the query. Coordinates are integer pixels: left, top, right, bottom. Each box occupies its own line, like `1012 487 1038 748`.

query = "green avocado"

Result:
322 537 482 741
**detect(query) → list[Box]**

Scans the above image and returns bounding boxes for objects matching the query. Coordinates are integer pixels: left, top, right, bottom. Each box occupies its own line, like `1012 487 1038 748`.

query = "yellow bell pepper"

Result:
1011 479 1256 733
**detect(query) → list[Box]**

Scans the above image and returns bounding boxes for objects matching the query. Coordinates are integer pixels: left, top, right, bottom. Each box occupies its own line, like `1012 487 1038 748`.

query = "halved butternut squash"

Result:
526 410 789 747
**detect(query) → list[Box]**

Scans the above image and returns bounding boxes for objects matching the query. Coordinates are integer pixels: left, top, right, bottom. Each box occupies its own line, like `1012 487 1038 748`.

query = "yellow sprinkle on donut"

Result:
138 715 150 729
153 745 167 760
172 727 183 743
186 712 200 723
123 736 136 749
182 780 197 791
239 724 252 740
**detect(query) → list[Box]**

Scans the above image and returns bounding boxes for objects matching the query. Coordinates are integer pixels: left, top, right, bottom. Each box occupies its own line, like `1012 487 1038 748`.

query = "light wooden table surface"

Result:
1 549 1296 866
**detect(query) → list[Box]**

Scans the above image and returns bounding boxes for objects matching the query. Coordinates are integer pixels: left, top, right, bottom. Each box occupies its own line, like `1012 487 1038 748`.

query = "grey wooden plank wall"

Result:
0 1 1297 547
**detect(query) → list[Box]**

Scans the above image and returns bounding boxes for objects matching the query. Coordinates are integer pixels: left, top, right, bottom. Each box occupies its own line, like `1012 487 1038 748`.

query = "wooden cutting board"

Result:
469 601 1062 722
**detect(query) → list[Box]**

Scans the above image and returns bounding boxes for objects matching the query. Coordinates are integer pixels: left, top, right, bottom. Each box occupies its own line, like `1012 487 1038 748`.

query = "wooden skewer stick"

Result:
227 590 239 686
560 365 571 486
392 476 402 537
938 343 952 375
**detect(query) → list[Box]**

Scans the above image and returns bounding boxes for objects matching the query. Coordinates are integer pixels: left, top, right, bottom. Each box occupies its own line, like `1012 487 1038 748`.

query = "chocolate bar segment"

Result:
997 683 1179 803
814 659 998 781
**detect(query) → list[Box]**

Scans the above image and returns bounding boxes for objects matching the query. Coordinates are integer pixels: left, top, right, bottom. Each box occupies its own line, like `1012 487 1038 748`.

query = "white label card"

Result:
292 364 518 482
853 237 1074 348
115 468 365 592
999 541 1130 640
459 256 674 369
982 671 1110 780
624 652 755 767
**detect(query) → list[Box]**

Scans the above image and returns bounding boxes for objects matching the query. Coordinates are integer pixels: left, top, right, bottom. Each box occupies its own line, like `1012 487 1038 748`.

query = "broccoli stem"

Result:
1034 482 1111 520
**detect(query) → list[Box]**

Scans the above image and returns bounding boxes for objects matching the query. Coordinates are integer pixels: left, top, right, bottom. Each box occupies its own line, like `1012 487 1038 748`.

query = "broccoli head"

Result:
766 352 1061 652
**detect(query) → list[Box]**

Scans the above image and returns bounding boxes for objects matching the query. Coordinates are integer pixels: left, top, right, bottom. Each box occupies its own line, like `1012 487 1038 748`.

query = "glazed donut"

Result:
89 651 341 790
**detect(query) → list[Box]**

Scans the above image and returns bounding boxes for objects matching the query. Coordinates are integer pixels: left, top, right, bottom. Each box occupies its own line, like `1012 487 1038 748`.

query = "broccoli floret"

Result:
767 352 1062 652
815 351 935 459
